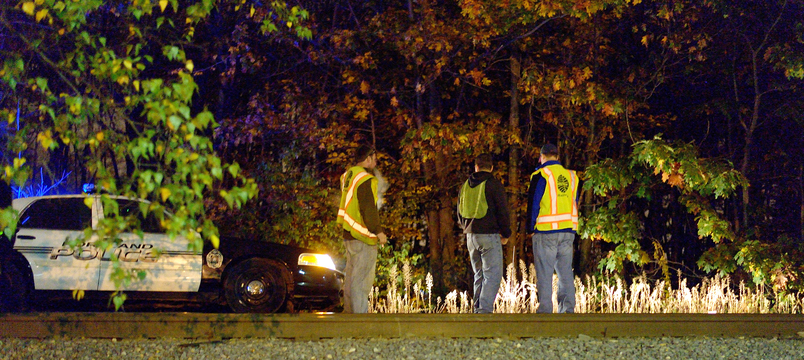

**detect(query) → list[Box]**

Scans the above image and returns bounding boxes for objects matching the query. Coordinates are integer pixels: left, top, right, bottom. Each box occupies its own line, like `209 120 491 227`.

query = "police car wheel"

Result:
0 263 30 313
223 258 287 313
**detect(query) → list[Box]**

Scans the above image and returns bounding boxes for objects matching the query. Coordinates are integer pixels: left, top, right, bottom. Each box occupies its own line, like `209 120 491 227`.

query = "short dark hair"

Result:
474 153 493 170
540 143 559 157
354 144 376 164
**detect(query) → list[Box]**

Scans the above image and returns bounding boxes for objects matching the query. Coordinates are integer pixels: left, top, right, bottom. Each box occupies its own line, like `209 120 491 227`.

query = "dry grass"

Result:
368 261 804 314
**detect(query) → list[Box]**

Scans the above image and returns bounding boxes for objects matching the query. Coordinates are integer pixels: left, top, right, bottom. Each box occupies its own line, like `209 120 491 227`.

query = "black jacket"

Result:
457 171 512 238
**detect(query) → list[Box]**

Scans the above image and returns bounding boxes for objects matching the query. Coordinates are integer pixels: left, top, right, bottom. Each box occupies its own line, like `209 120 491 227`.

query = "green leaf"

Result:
168 115 182 130
165 46 180 61
211 166 222 179
113 293 127 311
227 163 240 178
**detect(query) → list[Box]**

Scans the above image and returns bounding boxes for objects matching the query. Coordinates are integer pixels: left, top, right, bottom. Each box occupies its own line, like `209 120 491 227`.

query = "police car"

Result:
0 195 343 313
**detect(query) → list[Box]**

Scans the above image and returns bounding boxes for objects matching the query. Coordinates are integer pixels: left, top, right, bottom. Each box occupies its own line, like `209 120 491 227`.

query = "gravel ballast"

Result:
2 337 803 360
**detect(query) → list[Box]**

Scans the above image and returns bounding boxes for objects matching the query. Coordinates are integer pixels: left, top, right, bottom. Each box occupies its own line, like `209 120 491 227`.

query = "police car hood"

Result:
467 171 493 188
208 236 310 268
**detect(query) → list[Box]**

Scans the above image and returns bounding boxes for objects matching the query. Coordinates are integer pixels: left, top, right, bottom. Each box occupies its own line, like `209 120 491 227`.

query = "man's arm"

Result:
357 181 385 243
528 176 546 233
489 178 512 239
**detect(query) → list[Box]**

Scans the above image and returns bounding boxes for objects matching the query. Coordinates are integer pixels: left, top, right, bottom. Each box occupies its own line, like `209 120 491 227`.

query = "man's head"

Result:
474 153 493 172
539 143 559 164
354 144 377 169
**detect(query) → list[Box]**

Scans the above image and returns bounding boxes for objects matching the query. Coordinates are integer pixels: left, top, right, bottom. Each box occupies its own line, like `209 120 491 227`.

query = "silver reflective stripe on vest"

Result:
338 171 377 239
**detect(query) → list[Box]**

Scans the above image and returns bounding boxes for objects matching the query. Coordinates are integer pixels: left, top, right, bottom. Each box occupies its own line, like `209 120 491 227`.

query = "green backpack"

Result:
458 180 488 219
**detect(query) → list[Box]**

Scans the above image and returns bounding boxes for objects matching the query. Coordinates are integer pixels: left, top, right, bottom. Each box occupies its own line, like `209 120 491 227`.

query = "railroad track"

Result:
2 313 804 339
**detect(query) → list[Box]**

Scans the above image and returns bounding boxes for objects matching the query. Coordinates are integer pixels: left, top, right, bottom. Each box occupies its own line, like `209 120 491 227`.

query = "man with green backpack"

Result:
457 153 512 314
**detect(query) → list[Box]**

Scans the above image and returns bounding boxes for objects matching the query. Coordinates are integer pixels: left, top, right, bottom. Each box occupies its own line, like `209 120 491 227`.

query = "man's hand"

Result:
377 232 388 246
501 237 509 245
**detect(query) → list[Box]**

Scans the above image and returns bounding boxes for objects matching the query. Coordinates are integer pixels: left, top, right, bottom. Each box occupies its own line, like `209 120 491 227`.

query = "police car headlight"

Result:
298 253 337 271
206 249 223 269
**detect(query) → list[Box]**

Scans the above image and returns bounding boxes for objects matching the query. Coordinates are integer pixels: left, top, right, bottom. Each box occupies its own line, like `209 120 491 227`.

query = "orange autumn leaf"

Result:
668 173 684 188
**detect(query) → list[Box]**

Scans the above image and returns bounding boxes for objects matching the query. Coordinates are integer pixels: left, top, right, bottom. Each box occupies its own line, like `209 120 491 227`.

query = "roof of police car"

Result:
11 194 150 211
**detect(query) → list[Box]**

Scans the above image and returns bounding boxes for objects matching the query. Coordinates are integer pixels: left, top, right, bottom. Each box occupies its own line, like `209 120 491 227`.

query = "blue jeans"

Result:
466 233 503 314
343 239 378 314
532 232 576 313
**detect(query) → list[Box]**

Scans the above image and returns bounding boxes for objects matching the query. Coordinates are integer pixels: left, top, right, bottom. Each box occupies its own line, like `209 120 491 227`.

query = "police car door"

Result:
96 199 202 292
13 196 100 290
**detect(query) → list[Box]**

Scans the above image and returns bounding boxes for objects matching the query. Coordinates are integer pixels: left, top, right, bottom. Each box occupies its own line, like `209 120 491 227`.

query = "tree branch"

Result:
0 15 81 96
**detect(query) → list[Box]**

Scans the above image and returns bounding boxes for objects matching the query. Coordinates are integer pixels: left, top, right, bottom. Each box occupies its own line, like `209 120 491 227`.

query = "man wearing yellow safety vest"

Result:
337 145 388 313
526 144 580 313
457 154 511 314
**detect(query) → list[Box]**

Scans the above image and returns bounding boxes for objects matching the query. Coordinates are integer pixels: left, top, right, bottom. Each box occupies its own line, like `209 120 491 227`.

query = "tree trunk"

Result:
415 78 446 293
578 110 597 276
430 84 460 292
577 19 603 276
434 152 456 267
426 197 456 295
439 200 456 272
729 62 740 232
505 53 523 269
740 134 753 229
416 79 457 295
740 47 762 230
427 207 444 293
735 1 786 230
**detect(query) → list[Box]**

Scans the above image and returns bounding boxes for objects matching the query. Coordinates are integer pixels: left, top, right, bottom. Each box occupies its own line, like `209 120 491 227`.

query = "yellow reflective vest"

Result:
531 164 579 232
458 180 488 219
337 166 379 245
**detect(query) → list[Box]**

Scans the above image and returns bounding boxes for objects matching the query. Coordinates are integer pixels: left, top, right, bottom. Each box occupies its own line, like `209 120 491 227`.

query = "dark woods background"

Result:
2 0 803 297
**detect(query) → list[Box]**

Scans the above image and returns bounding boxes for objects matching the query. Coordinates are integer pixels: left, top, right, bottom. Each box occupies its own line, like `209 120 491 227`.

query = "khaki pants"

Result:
342 239 378 313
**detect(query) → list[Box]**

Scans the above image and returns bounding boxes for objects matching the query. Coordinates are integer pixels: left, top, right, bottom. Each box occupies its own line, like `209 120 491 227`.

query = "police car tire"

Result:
223 258 288 313
0 263 30 313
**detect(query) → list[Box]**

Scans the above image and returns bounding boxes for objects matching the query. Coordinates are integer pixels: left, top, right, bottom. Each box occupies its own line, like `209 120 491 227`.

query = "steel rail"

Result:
1 313 803 340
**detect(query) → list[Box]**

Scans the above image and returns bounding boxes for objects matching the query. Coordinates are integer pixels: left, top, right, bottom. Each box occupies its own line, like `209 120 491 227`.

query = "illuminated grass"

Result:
369 261 804 314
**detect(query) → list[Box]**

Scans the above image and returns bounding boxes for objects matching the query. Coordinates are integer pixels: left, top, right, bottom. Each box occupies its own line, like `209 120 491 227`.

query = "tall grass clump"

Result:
369 262 473 313
368 260 804 314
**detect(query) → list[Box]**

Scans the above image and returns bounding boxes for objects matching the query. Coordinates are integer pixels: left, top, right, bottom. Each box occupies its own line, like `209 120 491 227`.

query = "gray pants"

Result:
467 233 503 314
532 232 576 313
343 239 378 314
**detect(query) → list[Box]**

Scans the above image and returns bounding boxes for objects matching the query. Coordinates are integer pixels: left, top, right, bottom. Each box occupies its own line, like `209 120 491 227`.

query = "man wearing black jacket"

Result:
457 153 511 313
337 145 388 313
